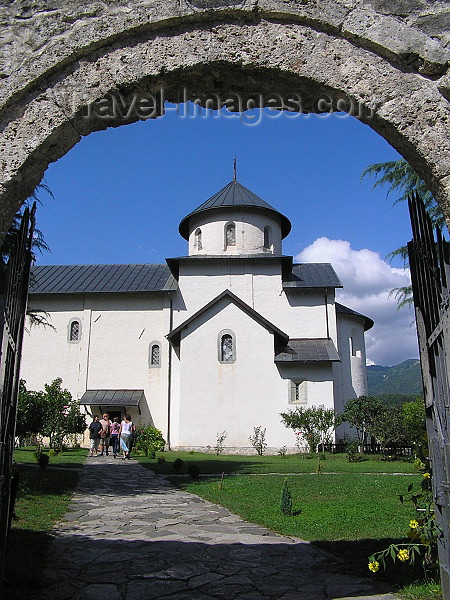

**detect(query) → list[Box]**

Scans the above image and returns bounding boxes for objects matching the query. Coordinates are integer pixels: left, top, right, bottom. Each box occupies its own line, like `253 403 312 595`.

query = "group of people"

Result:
88 413 135 460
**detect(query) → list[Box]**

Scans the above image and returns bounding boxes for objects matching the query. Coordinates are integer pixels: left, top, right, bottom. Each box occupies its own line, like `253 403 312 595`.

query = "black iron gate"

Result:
408 192 450 597
0 205 35 589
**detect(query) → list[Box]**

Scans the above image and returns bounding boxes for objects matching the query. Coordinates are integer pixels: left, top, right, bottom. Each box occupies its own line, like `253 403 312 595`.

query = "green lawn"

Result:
13 445 88 467
3 447 85 599
173 473 417 540
138 450 416 475
138 451 440 595
4 448 440 599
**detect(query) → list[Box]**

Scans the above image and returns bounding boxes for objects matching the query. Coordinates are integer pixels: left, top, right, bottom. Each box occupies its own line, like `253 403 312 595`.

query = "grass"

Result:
138 451 441 597
13 445 88 468
3 447 85 599
4 448 440 599
138 450 416 475
178 473 417 540
398 581 443 599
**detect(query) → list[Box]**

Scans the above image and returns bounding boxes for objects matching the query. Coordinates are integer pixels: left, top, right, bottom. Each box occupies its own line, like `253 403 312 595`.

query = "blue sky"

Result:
34 105 418 366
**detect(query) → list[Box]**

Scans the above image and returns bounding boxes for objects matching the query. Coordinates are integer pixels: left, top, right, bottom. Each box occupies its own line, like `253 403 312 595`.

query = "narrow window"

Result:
290 380 307 404
263 226 271 249
222 335 233 361
149 341 161 368
350 329 362 358
218 330 236 363
195 228 202 250
225 222 236 248
68 319 81 343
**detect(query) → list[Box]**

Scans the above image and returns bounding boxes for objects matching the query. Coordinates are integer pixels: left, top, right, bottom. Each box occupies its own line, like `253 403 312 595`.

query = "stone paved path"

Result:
38 456 399 600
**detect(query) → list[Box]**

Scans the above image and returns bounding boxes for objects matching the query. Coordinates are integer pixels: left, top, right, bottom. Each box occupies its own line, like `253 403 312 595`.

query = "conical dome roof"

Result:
179 179 291 240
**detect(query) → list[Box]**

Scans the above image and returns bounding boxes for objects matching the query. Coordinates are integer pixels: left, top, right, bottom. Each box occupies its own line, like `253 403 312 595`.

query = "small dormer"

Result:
179 179 291 256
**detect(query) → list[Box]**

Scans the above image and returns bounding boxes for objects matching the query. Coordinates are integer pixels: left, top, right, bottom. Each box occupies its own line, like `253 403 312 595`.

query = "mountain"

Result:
367 359 423 396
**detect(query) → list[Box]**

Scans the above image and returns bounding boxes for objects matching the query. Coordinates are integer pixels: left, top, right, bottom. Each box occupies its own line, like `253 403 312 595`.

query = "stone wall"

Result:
0 0 449 235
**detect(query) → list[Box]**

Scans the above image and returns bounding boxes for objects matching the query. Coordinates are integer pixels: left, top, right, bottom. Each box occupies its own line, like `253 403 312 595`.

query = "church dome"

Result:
179 179 291 257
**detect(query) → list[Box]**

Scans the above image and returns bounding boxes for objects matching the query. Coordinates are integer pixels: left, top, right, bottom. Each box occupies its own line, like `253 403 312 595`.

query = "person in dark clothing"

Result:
88 415 102 457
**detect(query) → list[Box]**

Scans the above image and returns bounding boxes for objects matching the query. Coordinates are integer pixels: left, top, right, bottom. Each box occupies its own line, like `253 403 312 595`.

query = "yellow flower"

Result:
397 549 410 562
409 519 419 529
423 472 431 479
368 560 379 573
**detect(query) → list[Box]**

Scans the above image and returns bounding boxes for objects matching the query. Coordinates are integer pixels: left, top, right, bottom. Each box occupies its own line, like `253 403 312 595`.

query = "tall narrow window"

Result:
149 342 161 368
290 380 307 404
222 335 233 361
263 226 271 249
218 330 236 363
195 228 202 250
225 222 236 248
68 319 81 343
350 330 362 358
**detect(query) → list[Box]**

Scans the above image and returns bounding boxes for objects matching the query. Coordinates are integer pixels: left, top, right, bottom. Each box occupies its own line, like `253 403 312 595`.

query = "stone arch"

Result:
1 1 449 238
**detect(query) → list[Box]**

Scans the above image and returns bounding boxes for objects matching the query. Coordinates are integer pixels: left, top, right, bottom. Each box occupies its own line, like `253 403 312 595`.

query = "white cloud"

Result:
296 237 419 366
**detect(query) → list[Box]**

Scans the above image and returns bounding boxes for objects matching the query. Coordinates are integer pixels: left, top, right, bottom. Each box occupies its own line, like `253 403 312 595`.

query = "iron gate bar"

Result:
0 204 36 592
408 191 450 598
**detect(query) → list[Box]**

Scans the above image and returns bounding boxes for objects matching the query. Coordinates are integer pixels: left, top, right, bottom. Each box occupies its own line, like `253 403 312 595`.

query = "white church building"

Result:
20 178 373 452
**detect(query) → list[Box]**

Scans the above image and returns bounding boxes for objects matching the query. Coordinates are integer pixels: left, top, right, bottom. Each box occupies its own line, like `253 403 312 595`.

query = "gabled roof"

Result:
274 338 340 363
29 264 177 294
336 302 374 331
167 289 289 346
282 263 343 289
178 179 291 240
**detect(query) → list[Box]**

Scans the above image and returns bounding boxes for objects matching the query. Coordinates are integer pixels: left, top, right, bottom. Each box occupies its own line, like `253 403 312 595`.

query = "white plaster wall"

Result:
188 209 282 256
173 261 333 341
335 313 368 439
20 293 171 436
170 296 334 450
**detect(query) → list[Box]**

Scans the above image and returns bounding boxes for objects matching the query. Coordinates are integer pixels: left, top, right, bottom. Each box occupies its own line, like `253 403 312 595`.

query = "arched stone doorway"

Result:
0 1 449 240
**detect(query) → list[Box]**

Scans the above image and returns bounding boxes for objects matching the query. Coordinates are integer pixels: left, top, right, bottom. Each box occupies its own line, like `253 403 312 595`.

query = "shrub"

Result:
48 449 57 457
277 446 287 458
134 425 165 457
346 439 367 462
215 431 227 455
281 405 340 453
173 458 184 471
35 449 49 469
249 426 267 456
187 464 200 480
157 456 166 464
280 480 293 516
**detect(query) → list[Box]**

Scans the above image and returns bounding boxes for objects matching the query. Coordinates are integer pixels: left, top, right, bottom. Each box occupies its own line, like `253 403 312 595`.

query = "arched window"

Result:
218 330 236 363
225 222 236 248
263 226 271 249
149 342 161 368
68 319 81 343
195 228 202 250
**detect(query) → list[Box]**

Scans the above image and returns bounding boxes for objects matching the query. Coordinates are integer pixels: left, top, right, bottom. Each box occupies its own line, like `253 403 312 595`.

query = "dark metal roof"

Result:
282 264 343 289
274 338 341 363
336 302 374 331
168 289 289 346
79 389 145 406
179 179 291 240
29 265 177 294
